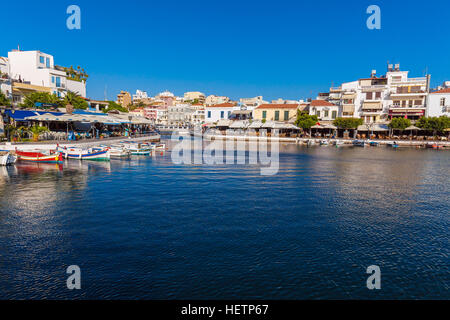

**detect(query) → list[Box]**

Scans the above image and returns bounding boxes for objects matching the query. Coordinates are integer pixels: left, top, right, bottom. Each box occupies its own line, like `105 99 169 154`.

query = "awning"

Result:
342 93 356 99
357 124 389 131
322 123 337 129
229 120 249 129
216 119 232 127
362 102 383 110
231 110 252 115
248 120 263 129
261 121 276 128
405 125 422 131
343 105 354 113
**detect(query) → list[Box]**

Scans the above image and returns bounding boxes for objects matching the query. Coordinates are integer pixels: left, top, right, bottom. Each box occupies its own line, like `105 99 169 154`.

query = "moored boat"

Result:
387 142 399 148
369 141 380 147
15 150 63 163
320 139 329 146
58 147 110 161
352 140 367 147
0 151 17 166
333 140 345 147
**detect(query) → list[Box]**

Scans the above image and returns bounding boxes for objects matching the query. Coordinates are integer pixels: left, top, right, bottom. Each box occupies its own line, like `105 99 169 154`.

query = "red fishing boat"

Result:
15 150 63 163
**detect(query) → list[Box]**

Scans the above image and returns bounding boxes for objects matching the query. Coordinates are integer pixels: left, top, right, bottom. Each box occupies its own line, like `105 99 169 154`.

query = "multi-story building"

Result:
253 104 299 122
116 91 132 109
205 103 235 123
156 91 175 107
167 103 194 126
132 89 148 101
205 95 230 106
385 65 429 121
190 108 205 125
0 57 12 101
309 100 339 122
183 91 205 103
239 96 268 110
7 49 87 105
427 87 450 117
321 64 431 123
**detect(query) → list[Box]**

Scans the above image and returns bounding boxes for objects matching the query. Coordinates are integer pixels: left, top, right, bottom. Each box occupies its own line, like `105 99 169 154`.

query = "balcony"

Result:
362 102 383 111
361 85 387 91
391 77 427 84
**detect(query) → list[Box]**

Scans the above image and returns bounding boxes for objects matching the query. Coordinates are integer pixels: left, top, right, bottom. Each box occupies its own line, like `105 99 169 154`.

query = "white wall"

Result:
427 93 450 117
205 107 234 122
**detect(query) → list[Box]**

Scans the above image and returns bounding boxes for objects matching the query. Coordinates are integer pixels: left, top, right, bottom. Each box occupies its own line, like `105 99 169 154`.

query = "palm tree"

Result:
26 124 49 142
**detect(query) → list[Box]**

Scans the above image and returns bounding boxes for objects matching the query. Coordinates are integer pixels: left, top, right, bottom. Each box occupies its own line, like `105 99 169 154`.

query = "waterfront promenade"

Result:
203 133 450 147
0 133 160 151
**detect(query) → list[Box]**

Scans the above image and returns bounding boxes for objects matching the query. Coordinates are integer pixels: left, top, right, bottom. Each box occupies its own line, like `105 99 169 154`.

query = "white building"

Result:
205 103 235 123
0 57 12 101
8 49 87 100
324 64 430 123
239 96 268 110
427 88 450 117
309 100 339 121
205 95 230 106
132 89 148 101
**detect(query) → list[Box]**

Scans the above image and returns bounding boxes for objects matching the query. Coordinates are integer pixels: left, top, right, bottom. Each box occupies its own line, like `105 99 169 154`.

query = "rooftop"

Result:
256 104 299 109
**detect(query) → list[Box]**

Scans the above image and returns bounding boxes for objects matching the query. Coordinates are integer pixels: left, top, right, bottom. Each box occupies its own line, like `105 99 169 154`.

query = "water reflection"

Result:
0 143 448 299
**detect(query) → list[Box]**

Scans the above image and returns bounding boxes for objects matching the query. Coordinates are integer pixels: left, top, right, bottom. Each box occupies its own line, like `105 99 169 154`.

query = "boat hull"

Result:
15 151 63 163
58 148 111 161
0 154 16 166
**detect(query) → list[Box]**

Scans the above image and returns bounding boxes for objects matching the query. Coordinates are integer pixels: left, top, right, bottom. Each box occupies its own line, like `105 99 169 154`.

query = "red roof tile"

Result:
430 88 450 94
256 104 299 109
207 103 236 108
310 100 336 107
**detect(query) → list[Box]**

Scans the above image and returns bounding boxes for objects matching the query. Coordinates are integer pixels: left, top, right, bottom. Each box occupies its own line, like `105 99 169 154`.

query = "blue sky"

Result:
2 0 450 101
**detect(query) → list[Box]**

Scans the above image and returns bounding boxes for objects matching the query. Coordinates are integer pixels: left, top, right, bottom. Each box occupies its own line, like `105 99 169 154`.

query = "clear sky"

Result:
2 0 450 101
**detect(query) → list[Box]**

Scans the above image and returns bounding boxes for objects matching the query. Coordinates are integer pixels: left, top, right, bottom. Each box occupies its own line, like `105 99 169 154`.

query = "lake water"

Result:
0 141 448 299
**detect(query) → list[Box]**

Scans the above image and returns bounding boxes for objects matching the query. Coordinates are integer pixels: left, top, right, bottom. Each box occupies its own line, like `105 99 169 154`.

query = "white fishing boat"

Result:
153 143 166 150
0 151 17 166
58 146 111 161
120 142 152 155
333 140 345 147
320 139 329 146
101 145 131 158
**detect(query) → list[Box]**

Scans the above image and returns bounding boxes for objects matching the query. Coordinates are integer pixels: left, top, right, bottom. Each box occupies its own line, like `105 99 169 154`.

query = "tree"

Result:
63 91 88 110
20 92 62 109
26 124 49 142
388 117 411 130
104 101 129 113
295 111 318 130
0 92 11 106
417 116 450 134
333 117 363 129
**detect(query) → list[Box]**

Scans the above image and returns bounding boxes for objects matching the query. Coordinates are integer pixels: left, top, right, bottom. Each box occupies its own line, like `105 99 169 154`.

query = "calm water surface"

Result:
0 141 448 299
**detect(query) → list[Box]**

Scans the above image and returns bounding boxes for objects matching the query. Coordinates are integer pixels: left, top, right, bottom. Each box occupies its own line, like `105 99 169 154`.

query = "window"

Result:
55 77 61 87
51 76 55 83
220 111 224 119
39 56 45 64
414 100 422 106
262 111 267 119
366 92 373 100
274 111 279 121
332 110 337 119
441 98 446 106
324 110 329 118
46 57 50 68
375 91 381 99
228 111 231 118
284 111 289 121
207 111 211 118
